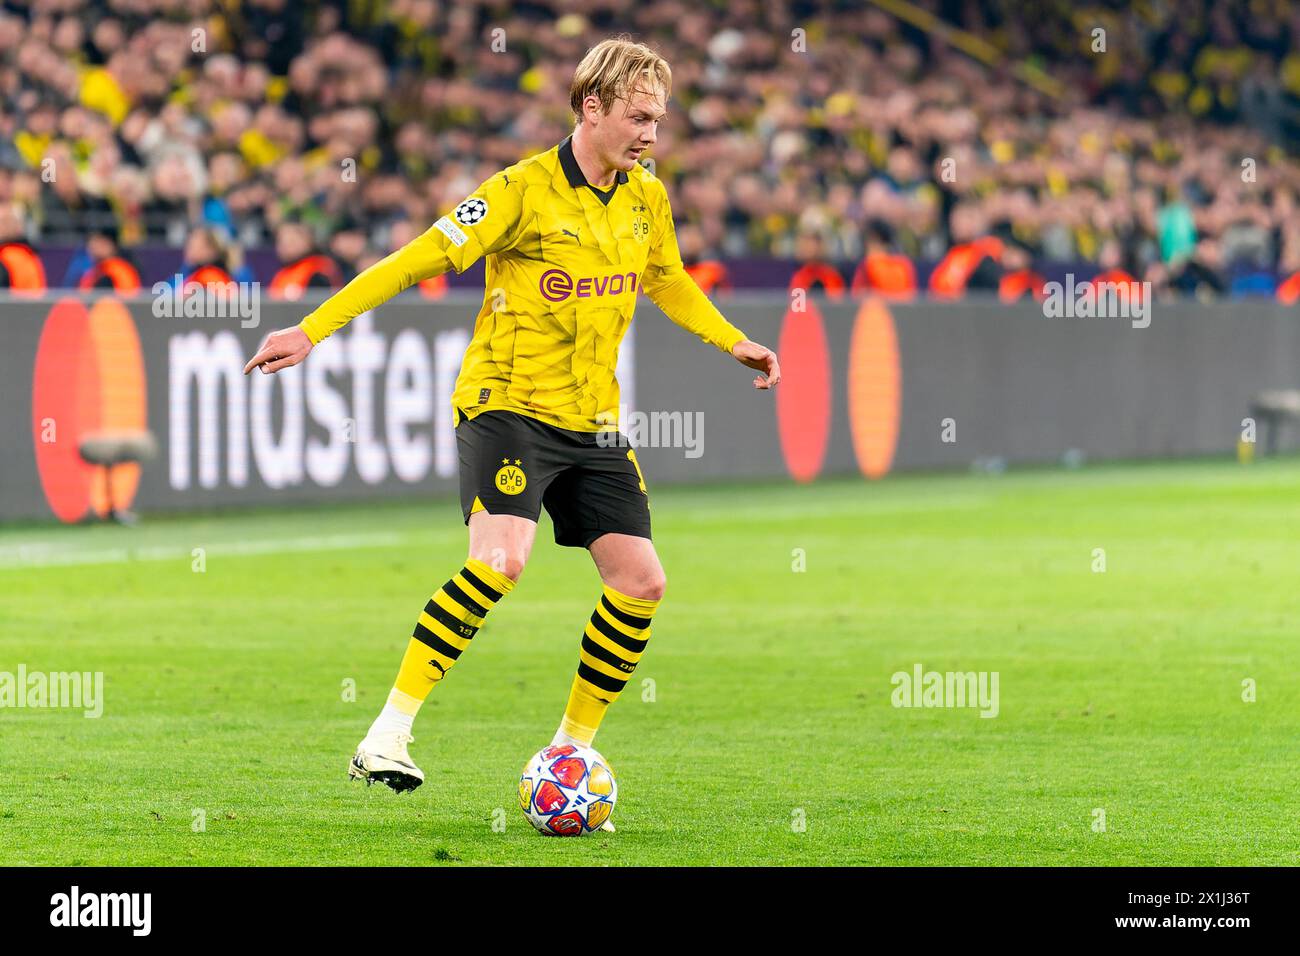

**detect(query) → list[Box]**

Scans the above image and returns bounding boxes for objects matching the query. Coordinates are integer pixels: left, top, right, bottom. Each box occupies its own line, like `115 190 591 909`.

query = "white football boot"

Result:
348 730 424 793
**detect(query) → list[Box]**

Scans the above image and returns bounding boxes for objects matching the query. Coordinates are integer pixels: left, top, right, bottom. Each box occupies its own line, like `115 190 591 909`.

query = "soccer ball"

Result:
518 743 617 836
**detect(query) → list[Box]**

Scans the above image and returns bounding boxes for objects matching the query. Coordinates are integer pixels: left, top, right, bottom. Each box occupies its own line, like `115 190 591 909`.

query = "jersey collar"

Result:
558 134 627 206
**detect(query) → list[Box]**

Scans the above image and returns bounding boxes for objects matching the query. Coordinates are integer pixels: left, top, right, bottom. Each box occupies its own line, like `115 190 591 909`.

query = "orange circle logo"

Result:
847 297 901 479
31 298 147 522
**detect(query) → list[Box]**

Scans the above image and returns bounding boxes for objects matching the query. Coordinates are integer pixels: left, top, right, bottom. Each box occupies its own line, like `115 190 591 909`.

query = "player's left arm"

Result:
640 185 780 390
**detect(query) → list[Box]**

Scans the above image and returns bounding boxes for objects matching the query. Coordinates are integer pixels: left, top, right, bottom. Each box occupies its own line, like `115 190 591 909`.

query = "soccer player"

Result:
243 38 781 814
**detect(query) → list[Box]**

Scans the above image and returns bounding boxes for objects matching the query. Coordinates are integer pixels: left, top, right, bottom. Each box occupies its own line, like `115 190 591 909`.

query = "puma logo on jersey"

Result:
561 228 580 241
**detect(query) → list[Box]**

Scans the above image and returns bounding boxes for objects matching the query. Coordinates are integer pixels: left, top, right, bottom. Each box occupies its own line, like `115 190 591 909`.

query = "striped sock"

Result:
556 585 659 746
385 558 515 721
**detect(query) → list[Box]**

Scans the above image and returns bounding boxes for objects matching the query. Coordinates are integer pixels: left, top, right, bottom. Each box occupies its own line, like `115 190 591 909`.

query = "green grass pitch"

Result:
1 458 1296 866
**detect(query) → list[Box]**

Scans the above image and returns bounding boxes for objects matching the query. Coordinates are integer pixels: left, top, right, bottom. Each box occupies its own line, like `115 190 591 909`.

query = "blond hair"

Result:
569 36 672 122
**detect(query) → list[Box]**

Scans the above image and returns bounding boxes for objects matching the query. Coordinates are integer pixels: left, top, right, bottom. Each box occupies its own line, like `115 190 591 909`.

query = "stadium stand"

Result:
1 0 1299 298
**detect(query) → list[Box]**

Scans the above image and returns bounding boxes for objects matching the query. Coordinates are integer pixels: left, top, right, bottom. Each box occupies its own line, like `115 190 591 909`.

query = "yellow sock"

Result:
558 585 659 745
389 558 515 715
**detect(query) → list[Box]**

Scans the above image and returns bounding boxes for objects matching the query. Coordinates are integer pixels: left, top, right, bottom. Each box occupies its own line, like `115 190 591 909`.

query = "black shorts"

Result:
456 409 652 548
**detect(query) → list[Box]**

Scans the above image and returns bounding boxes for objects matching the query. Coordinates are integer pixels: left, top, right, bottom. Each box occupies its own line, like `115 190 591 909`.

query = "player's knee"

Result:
496 554 528 582
470 549 528 582
624 567 666 602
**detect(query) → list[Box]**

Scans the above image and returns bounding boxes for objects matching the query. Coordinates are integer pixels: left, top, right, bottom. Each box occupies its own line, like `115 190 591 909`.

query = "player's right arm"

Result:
243 170 526 375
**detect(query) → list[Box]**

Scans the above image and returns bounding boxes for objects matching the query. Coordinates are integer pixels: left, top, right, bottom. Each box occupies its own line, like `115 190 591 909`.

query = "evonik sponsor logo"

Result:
539 269 638 302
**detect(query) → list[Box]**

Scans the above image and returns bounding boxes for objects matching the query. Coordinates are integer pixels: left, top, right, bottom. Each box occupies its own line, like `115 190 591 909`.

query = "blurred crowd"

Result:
2 0 1300 300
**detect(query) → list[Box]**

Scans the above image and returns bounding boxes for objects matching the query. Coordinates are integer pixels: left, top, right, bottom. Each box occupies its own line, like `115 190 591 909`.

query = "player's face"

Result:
599 89 666 171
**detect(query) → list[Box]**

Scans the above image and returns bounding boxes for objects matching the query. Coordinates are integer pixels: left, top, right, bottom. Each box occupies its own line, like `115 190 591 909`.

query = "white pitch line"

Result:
0 532 409 571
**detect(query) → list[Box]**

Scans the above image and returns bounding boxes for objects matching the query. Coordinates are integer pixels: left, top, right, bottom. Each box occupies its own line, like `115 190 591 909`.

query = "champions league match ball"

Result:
518 744 617 836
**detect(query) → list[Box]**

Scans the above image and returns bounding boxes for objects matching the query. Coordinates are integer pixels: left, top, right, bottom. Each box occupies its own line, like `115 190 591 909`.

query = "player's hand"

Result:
731 339 780 390
243 326 313 375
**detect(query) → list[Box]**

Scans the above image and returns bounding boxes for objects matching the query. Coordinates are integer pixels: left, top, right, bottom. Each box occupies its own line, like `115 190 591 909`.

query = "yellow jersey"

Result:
299 135 748 432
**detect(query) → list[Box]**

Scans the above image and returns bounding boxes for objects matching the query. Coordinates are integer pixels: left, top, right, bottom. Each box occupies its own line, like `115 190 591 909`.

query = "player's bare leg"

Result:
585 533 667 605
350 511 535 792
466 511 538 581
548 533 665 829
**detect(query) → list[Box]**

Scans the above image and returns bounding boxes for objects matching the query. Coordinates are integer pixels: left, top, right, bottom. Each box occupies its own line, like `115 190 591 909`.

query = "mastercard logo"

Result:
31 298 148 522
775 297 900 481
